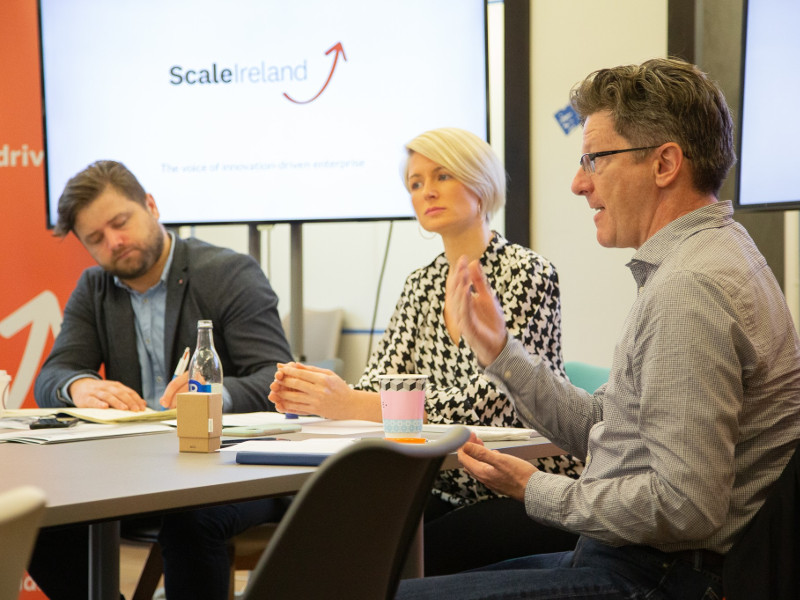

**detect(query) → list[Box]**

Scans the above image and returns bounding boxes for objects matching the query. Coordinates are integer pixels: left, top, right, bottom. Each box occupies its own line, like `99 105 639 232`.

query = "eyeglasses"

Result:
579 146 660 174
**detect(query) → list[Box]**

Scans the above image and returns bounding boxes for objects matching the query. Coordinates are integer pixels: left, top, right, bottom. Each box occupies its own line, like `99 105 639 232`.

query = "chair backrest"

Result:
564 361 611 393
723 443 800 600
282 308 345 373
240 426 471 600
0 485 46 600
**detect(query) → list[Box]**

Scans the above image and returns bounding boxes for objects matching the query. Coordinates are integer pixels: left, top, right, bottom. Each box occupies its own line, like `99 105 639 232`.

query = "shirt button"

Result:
504 370 512 379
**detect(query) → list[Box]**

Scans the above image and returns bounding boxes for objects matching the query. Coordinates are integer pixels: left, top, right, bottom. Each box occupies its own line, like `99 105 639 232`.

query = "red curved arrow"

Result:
284 42 347 104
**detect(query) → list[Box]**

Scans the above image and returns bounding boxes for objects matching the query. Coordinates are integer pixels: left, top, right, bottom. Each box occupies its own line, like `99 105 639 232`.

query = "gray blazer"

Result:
35 237 292 413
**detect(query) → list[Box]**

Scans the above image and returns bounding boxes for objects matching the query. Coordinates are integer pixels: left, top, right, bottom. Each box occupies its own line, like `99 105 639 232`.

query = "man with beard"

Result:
30 160 292 599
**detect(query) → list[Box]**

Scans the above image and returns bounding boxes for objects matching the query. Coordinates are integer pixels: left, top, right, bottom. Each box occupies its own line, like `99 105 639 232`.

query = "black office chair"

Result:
723 443 800 599
239 426 471 600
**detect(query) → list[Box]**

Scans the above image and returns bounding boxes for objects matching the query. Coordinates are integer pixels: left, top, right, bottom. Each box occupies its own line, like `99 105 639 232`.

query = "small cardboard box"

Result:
177 392 222 452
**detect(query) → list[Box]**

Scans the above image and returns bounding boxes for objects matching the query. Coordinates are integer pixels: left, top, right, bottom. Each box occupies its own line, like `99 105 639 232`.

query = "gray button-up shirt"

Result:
487 201 800 553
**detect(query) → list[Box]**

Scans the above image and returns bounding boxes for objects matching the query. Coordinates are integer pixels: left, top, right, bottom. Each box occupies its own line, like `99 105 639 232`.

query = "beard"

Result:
108 223 166 281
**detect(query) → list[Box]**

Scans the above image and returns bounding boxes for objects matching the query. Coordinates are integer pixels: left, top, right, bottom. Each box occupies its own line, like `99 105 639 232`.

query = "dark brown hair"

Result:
54 160 147 237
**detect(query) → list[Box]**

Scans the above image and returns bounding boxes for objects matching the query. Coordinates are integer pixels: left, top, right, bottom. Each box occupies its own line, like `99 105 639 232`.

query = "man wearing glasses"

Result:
396 58 800 599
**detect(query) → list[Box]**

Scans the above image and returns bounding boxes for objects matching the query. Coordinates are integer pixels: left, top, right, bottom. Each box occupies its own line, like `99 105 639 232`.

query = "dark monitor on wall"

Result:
735 0 800 212
38 0 488 227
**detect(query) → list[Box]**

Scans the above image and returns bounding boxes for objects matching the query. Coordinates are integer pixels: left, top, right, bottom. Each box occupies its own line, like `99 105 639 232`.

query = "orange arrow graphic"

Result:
284 42 347 104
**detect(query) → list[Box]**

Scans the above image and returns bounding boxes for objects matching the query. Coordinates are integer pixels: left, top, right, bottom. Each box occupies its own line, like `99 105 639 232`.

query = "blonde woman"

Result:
270 127 581 574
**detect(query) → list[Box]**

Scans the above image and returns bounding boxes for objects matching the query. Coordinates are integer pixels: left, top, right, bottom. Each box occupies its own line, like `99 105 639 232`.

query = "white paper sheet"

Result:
0 422 173 444
298 419 384 436
162 412 326 428
422 424 537 441
221 437 356 455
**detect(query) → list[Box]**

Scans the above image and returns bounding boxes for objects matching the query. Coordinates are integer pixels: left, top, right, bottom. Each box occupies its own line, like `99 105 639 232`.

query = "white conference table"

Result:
0 426 562 600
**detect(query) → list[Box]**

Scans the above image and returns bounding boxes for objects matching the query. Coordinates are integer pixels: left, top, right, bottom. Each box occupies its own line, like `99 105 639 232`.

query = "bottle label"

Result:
188 380 222 394
189 379 212 393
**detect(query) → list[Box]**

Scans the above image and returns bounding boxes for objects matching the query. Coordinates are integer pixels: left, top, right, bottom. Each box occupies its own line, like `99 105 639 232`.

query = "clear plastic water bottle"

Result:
188 320 223 394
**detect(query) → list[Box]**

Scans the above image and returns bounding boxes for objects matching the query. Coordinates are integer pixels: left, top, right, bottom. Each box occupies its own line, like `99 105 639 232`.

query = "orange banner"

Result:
1 3 94 597
0 1 93 411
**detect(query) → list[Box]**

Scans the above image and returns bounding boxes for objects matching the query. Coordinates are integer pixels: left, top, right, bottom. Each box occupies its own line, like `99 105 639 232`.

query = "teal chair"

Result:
564 361 611 393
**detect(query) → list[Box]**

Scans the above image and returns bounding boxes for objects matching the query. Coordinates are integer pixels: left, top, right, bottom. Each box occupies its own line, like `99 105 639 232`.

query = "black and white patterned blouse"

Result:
355 232 583 507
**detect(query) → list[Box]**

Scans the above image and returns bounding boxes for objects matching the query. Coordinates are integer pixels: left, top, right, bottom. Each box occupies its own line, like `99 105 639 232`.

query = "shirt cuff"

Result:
59 373 101 406
524 469 574 527
484 334 544 394
485 332 519 376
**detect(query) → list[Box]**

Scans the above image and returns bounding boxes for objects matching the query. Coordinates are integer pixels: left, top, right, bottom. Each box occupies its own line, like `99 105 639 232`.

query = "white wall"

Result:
529 0 668 368
186 0 669 380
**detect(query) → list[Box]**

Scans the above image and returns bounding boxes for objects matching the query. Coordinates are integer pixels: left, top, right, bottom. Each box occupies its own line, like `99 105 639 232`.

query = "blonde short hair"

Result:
403 128 506 222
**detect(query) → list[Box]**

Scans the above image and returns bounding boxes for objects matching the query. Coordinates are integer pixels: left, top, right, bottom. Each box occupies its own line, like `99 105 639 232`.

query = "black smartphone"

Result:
30 417 79 429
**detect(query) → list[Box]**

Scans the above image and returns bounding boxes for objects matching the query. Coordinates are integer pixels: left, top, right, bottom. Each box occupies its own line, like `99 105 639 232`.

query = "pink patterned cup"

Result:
377 374 428 441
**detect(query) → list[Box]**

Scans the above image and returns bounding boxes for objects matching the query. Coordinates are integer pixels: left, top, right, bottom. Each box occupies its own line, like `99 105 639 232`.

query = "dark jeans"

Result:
28 498 289 600
424 495 579 576
397 536 724 600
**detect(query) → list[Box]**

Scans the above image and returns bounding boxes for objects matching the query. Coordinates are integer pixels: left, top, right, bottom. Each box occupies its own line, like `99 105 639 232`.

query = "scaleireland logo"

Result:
168 42 347 105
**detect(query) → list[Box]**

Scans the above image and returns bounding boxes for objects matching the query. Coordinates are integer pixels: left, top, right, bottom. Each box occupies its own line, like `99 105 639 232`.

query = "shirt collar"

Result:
626 201 733 288
629 201 733 268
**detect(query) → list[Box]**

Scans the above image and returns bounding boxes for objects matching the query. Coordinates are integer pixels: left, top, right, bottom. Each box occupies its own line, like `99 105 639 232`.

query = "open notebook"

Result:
1 407 177 424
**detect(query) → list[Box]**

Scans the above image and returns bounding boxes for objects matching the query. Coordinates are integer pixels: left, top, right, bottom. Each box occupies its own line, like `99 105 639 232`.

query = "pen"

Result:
173 347 191 380
277 363 298 419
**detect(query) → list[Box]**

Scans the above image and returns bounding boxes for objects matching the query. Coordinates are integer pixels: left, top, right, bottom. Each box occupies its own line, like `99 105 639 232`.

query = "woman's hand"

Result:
269 362 380 420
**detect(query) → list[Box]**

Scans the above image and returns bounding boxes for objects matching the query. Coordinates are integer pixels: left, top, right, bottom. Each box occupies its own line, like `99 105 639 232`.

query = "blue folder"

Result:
235 451 330 466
